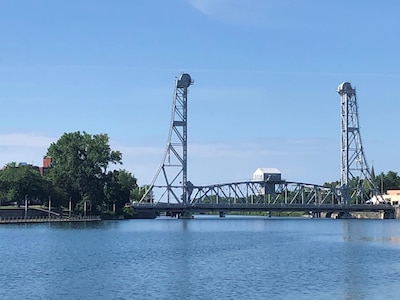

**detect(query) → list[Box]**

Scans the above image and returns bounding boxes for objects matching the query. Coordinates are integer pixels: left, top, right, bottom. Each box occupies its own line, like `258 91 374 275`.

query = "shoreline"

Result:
0 215 101 224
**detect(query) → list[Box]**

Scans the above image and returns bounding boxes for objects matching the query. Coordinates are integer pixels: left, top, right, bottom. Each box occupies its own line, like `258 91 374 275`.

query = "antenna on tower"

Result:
337 82 382 205
139 73 193 205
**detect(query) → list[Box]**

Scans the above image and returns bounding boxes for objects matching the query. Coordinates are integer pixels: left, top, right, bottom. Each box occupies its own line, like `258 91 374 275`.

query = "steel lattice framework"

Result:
337 82 380 205
134 76 393 218
188 180 335 206
140 73 193 205
143 180 336 206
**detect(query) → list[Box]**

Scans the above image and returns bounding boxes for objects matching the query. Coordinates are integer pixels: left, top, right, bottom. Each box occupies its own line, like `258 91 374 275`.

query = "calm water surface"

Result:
1 216 400 299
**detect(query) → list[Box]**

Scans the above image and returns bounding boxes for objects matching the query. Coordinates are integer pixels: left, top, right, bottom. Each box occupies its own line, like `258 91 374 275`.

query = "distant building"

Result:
385 190 400 206
367 190 400 205
252 168 282 195
1 156 51 176
39 156 52 176
252 168 281 182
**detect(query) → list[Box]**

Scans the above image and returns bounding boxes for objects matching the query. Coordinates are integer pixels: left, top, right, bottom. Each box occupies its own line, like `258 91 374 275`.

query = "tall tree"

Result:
0 163 45 205
45 131 122 212
104 169 137 214
374 171 400 193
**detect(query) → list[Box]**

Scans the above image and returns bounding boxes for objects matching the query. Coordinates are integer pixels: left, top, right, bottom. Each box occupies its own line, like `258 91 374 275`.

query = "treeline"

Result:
323 171 400 194
0 131 148 216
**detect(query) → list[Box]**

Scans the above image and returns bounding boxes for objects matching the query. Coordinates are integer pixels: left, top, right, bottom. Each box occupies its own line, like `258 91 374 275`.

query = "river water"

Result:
0 216 399 299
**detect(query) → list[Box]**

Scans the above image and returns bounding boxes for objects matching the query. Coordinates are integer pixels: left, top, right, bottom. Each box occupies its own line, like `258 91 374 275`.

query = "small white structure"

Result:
366 190 400 205
252 168 281 182
365 196 386 205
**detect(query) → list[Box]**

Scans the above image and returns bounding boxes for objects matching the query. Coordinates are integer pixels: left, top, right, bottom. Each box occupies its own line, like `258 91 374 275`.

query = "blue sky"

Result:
0 0 399 186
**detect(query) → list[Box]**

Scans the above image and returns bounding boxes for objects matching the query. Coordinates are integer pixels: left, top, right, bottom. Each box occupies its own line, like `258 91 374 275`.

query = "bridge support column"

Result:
312 212 321 218
336 211 354 219
219 211 225 218
395 207 400 219
383 210 395 219
179 211 193 219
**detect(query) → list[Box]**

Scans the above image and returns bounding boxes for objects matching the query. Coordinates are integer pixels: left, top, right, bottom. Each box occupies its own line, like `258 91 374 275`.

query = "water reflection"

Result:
1 218 400 299
342 220 400 245
340 220 400 299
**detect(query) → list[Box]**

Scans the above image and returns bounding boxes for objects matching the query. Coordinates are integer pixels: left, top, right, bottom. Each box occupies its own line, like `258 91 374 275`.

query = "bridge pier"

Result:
384 210 395 219
179 211 193 219
336 211 355 219
395 207 400 219
312 211 321 218
166 211 179 218
219 211 225 218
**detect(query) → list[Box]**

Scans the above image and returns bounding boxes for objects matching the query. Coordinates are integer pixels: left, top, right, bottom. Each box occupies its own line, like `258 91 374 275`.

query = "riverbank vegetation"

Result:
0 131 148 218
323 170 400 203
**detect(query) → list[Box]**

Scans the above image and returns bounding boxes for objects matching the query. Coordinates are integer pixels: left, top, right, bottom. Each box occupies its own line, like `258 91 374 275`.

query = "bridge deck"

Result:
133 203 394 216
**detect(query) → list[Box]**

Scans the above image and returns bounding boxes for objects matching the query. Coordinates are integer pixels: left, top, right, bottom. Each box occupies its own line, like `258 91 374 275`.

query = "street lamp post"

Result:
24 194 28 219
48 196 51 219
69 197 72 219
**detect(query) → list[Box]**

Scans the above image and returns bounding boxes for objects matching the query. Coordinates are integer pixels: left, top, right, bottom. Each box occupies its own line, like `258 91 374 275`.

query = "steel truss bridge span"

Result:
149 180 335 206
134 180 394 218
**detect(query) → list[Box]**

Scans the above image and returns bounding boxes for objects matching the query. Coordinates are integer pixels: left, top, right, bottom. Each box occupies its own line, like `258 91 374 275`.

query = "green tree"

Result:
104 169 137 214
374 171 400 193
323 180 340 189
0 163 45 205
41 177 67 208
45 131 122 212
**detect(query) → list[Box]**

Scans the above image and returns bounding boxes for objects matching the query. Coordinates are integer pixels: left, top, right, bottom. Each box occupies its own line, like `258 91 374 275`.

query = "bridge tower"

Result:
140 73 193 205
337 82 380 205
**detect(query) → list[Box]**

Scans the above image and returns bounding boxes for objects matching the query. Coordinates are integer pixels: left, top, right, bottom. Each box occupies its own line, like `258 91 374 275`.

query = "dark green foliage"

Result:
324 171 400 193
0 131 139 215
324 171 400 204
122 206 137 219
45 131 124 212
374 171 400 193
104 169 137 213
0 163 45 205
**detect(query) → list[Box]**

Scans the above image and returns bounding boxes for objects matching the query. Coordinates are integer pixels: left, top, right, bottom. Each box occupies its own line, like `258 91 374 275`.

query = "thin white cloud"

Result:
188 0 223 16
188 0 272 25
0 133 54 147
187 0 301 26
0 133 55 167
